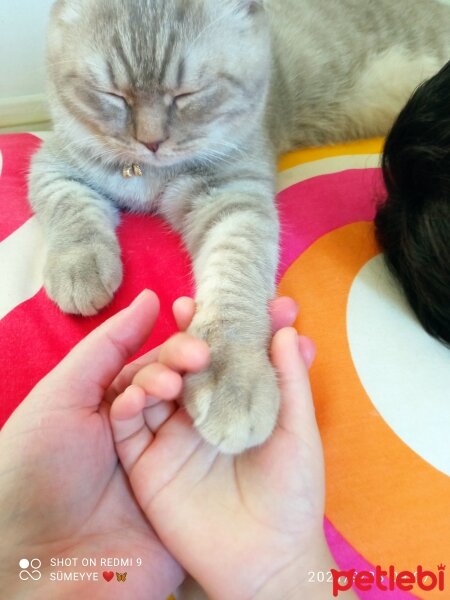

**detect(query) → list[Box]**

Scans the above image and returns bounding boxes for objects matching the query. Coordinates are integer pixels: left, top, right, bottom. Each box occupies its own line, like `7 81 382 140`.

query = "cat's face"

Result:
48 0 271 169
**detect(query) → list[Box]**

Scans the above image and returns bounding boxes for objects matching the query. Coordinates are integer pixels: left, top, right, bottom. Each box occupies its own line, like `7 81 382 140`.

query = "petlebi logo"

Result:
331 564 446 596
19 558 42 581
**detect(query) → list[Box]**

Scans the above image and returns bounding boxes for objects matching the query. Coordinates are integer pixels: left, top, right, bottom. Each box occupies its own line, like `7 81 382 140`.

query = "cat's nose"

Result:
143 140 165 153
145 142 161 153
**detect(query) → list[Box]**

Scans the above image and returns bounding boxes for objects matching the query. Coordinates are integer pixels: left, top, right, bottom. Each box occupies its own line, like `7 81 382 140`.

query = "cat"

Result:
376 58 450 347
29 0 450 454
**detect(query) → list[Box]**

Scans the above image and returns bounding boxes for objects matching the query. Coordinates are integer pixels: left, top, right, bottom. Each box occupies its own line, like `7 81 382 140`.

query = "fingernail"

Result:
131 289 149 307
298 335 316 368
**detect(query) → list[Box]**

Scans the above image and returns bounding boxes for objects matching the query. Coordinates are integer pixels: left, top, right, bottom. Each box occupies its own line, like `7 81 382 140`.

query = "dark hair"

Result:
375 60 450 346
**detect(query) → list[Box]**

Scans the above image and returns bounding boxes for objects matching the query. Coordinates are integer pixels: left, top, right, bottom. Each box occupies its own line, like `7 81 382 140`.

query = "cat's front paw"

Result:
184 343 280 454
44 239 123 316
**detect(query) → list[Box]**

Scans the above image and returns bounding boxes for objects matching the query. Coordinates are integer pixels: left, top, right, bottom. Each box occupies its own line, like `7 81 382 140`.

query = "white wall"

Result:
0 0 54 127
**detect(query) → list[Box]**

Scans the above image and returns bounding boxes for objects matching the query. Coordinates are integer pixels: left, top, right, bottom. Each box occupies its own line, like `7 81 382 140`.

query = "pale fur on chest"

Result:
65 141 198 219
90 164 168 212
84 160 207 235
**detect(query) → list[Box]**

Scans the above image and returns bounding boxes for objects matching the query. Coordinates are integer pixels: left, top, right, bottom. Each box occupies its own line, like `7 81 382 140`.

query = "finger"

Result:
269 296 299 332
106 306 208 404
105 345 161 404
44 290 160 408
110 385 154 473
173 297 196 331
271 327 318 438
133 363 183 400
144 400 178 433
158 332 210 373
110 385 147 421
173 295 298 335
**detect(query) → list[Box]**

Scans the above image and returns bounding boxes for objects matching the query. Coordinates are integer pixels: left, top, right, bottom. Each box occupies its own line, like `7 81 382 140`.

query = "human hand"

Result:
106 295 300 401
0 291 183 600
111 299 336 600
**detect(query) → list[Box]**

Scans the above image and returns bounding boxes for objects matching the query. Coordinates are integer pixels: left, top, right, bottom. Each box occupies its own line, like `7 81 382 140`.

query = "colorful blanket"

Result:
1 133 448 599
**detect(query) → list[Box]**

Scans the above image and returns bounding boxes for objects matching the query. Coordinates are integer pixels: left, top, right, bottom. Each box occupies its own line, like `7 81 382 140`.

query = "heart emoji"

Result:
103 571 114 582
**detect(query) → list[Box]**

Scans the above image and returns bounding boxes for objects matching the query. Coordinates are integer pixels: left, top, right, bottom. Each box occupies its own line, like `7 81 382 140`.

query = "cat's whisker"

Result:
58 136 100 154
57 133 136 168
202 145 241 165
211 141 246 159
197 149 230 165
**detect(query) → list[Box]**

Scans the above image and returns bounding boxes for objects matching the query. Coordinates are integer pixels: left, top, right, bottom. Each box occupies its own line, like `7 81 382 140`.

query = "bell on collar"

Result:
122 163 143 178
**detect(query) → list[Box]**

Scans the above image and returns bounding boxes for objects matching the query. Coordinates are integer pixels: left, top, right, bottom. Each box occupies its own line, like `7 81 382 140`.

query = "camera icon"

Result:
19 558 42 581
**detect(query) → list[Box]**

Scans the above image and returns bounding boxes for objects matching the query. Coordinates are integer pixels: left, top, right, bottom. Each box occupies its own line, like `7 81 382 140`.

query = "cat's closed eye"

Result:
173 91 196 108
101 91 130 106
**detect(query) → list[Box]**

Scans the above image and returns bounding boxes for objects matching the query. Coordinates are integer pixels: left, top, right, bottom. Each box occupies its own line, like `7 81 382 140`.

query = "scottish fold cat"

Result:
29 0 450 453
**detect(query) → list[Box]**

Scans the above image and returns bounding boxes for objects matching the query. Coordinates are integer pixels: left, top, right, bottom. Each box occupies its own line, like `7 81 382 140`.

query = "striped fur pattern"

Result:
29 0 450 453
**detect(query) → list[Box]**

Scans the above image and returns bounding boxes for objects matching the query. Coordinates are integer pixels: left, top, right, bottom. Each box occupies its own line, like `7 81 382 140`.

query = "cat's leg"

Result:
29 144 122 316
170 177 280 454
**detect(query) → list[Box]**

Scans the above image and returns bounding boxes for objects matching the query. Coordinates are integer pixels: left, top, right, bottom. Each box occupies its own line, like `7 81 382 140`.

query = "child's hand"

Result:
0 291 185 600
111 299 336 600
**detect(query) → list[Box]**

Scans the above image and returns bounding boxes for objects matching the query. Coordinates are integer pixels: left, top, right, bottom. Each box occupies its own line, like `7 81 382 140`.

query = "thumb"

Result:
43 290 160 407
271 327 320 439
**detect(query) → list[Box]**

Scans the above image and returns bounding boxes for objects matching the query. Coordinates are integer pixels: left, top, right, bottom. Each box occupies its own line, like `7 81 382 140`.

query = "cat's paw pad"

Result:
44 240 123 316
184 346 280 454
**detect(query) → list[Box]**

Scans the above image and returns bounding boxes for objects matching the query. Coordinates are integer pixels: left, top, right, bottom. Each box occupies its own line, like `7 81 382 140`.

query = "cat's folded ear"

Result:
245 0 264 13
231 0 264 16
